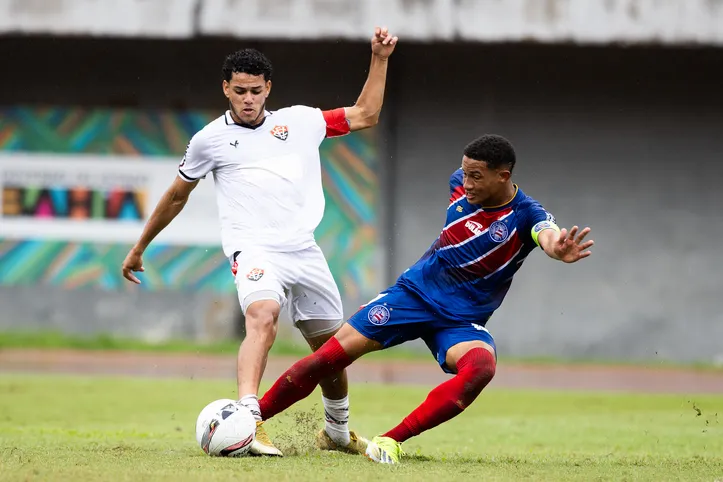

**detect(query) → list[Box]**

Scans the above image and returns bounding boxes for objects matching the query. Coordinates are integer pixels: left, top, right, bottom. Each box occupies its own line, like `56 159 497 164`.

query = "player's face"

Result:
461 156 509 205
223 73 271 125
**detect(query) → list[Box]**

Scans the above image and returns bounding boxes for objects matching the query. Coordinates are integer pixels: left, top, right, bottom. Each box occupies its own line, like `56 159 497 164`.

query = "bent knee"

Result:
459 348 497 397
465 348 496 378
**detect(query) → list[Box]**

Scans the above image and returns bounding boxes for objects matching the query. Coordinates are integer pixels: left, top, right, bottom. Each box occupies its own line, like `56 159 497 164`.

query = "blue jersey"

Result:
396 169 557 326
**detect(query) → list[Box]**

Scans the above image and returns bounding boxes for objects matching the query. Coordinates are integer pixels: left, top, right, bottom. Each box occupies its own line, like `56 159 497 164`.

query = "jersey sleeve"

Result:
524 202 560 247
448 169 465 204
178 131 215 182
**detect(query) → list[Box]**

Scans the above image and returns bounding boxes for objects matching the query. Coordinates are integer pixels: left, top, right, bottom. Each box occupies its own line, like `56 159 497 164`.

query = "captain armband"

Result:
322 108 351 137
531 220 560 246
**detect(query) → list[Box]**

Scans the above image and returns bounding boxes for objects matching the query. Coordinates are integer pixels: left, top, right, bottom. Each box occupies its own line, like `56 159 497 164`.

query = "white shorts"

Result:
230 244 344 338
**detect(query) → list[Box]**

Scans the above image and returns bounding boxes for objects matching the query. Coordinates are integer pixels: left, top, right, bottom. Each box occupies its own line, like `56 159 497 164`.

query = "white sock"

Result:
323 395 350 446
238 394 262 422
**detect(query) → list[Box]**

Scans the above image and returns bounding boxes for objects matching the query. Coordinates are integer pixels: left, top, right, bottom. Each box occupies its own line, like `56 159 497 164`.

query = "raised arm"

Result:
340 26 398 132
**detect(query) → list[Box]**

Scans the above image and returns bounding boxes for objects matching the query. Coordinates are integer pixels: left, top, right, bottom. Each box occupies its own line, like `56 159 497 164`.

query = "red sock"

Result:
383 348 496 443
259 337 352 420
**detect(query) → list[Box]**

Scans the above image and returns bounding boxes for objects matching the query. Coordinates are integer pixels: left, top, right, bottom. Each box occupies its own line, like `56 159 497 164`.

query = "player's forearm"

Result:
131 188 188 253
353 54 389 126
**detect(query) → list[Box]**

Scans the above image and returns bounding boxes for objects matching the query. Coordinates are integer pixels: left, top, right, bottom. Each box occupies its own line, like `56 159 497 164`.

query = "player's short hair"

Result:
222 49 273 82
463 134 516 172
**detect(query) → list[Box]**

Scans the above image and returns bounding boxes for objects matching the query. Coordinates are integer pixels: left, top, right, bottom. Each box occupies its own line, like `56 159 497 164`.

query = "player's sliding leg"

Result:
259 323 382 423
303 328 369 455
236 297 284 456
366 341 496 464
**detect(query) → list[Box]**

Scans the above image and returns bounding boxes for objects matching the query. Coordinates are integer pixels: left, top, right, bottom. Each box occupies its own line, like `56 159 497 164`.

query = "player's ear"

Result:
265 80 272 97
222 80 230 99
498 169 511 182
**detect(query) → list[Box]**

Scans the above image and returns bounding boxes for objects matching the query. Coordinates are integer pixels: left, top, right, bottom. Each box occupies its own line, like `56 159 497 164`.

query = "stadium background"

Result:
0 0 722 365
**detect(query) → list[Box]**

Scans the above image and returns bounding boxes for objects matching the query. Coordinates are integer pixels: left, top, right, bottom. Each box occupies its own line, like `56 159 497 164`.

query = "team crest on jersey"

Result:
246 268 264 281
368 305 390 326
488 220 509 243
456 205 463 212
270 125 289 141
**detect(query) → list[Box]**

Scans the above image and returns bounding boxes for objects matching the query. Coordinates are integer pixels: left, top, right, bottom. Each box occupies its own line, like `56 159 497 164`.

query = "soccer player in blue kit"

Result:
256 134 595 463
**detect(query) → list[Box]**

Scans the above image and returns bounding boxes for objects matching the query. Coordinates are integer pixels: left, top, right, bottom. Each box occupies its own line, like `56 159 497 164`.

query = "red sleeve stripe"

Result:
322 108 351 138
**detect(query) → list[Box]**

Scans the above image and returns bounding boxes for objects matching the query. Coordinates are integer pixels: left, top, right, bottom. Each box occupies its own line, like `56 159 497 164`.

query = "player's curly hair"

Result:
222 49 273 82
463 135 516 172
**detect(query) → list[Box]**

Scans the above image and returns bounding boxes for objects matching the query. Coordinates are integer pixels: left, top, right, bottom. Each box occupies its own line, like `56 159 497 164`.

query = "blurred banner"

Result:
0 154 221 245
0 0 722 45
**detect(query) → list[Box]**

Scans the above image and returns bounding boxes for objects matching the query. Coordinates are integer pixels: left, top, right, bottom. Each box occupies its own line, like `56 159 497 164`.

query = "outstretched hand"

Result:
552 226 594 263
371 26 398 59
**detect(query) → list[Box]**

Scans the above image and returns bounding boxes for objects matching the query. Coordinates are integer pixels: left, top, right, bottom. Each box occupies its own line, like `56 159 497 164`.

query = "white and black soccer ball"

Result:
195 399 256 457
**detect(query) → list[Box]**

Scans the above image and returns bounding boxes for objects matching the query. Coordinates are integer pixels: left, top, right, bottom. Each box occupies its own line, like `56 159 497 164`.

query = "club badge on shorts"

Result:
246 268 264 281
368 305 390 326
270 125 289 141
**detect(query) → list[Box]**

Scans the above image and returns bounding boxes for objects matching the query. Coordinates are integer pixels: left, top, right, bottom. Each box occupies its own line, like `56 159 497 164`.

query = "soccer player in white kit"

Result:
121 27 398 456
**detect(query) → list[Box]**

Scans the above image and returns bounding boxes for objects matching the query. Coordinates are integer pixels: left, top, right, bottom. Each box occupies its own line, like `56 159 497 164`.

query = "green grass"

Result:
0 374 721 481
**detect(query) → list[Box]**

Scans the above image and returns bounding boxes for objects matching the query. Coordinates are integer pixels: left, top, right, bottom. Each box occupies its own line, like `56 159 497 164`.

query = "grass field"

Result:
1 374 721 481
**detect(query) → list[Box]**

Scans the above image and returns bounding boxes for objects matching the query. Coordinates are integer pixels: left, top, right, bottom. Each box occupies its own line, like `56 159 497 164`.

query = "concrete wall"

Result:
1 37 722 362
4 0 723 46
0 286 242 342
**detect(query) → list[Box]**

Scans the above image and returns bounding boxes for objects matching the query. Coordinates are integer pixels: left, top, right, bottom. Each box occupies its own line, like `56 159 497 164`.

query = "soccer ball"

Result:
195 399 256 457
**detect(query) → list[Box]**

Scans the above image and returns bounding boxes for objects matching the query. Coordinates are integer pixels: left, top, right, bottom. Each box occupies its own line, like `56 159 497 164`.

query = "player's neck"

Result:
481 183 517 208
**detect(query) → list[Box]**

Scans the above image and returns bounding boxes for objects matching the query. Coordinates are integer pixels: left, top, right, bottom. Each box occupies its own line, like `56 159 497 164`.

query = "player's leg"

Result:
237 298 281 416
366 323 497 464
231 251 287 456
381 340 496 442
259 284 425 421
259 321 380 420
303 326 348 407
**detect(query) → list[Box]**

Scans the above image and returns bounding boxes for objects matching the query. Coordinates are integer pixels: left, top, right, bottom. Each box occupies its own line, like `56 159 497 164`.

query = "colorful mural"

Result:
0 107 210 156
0 107 380 297
0 239 234 292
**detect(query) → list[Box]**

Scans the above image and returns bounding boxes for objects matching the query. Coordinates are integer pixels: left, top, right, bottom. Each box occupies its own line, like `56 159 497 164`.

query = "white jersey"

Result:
178 105 348 257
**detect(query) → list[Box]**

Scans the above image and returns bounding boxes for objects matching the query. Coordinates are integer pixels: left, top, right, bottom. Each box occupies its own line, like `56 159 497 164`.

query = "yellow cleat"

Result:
364 436 404 464
316 429 369 455
249 421 283 456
